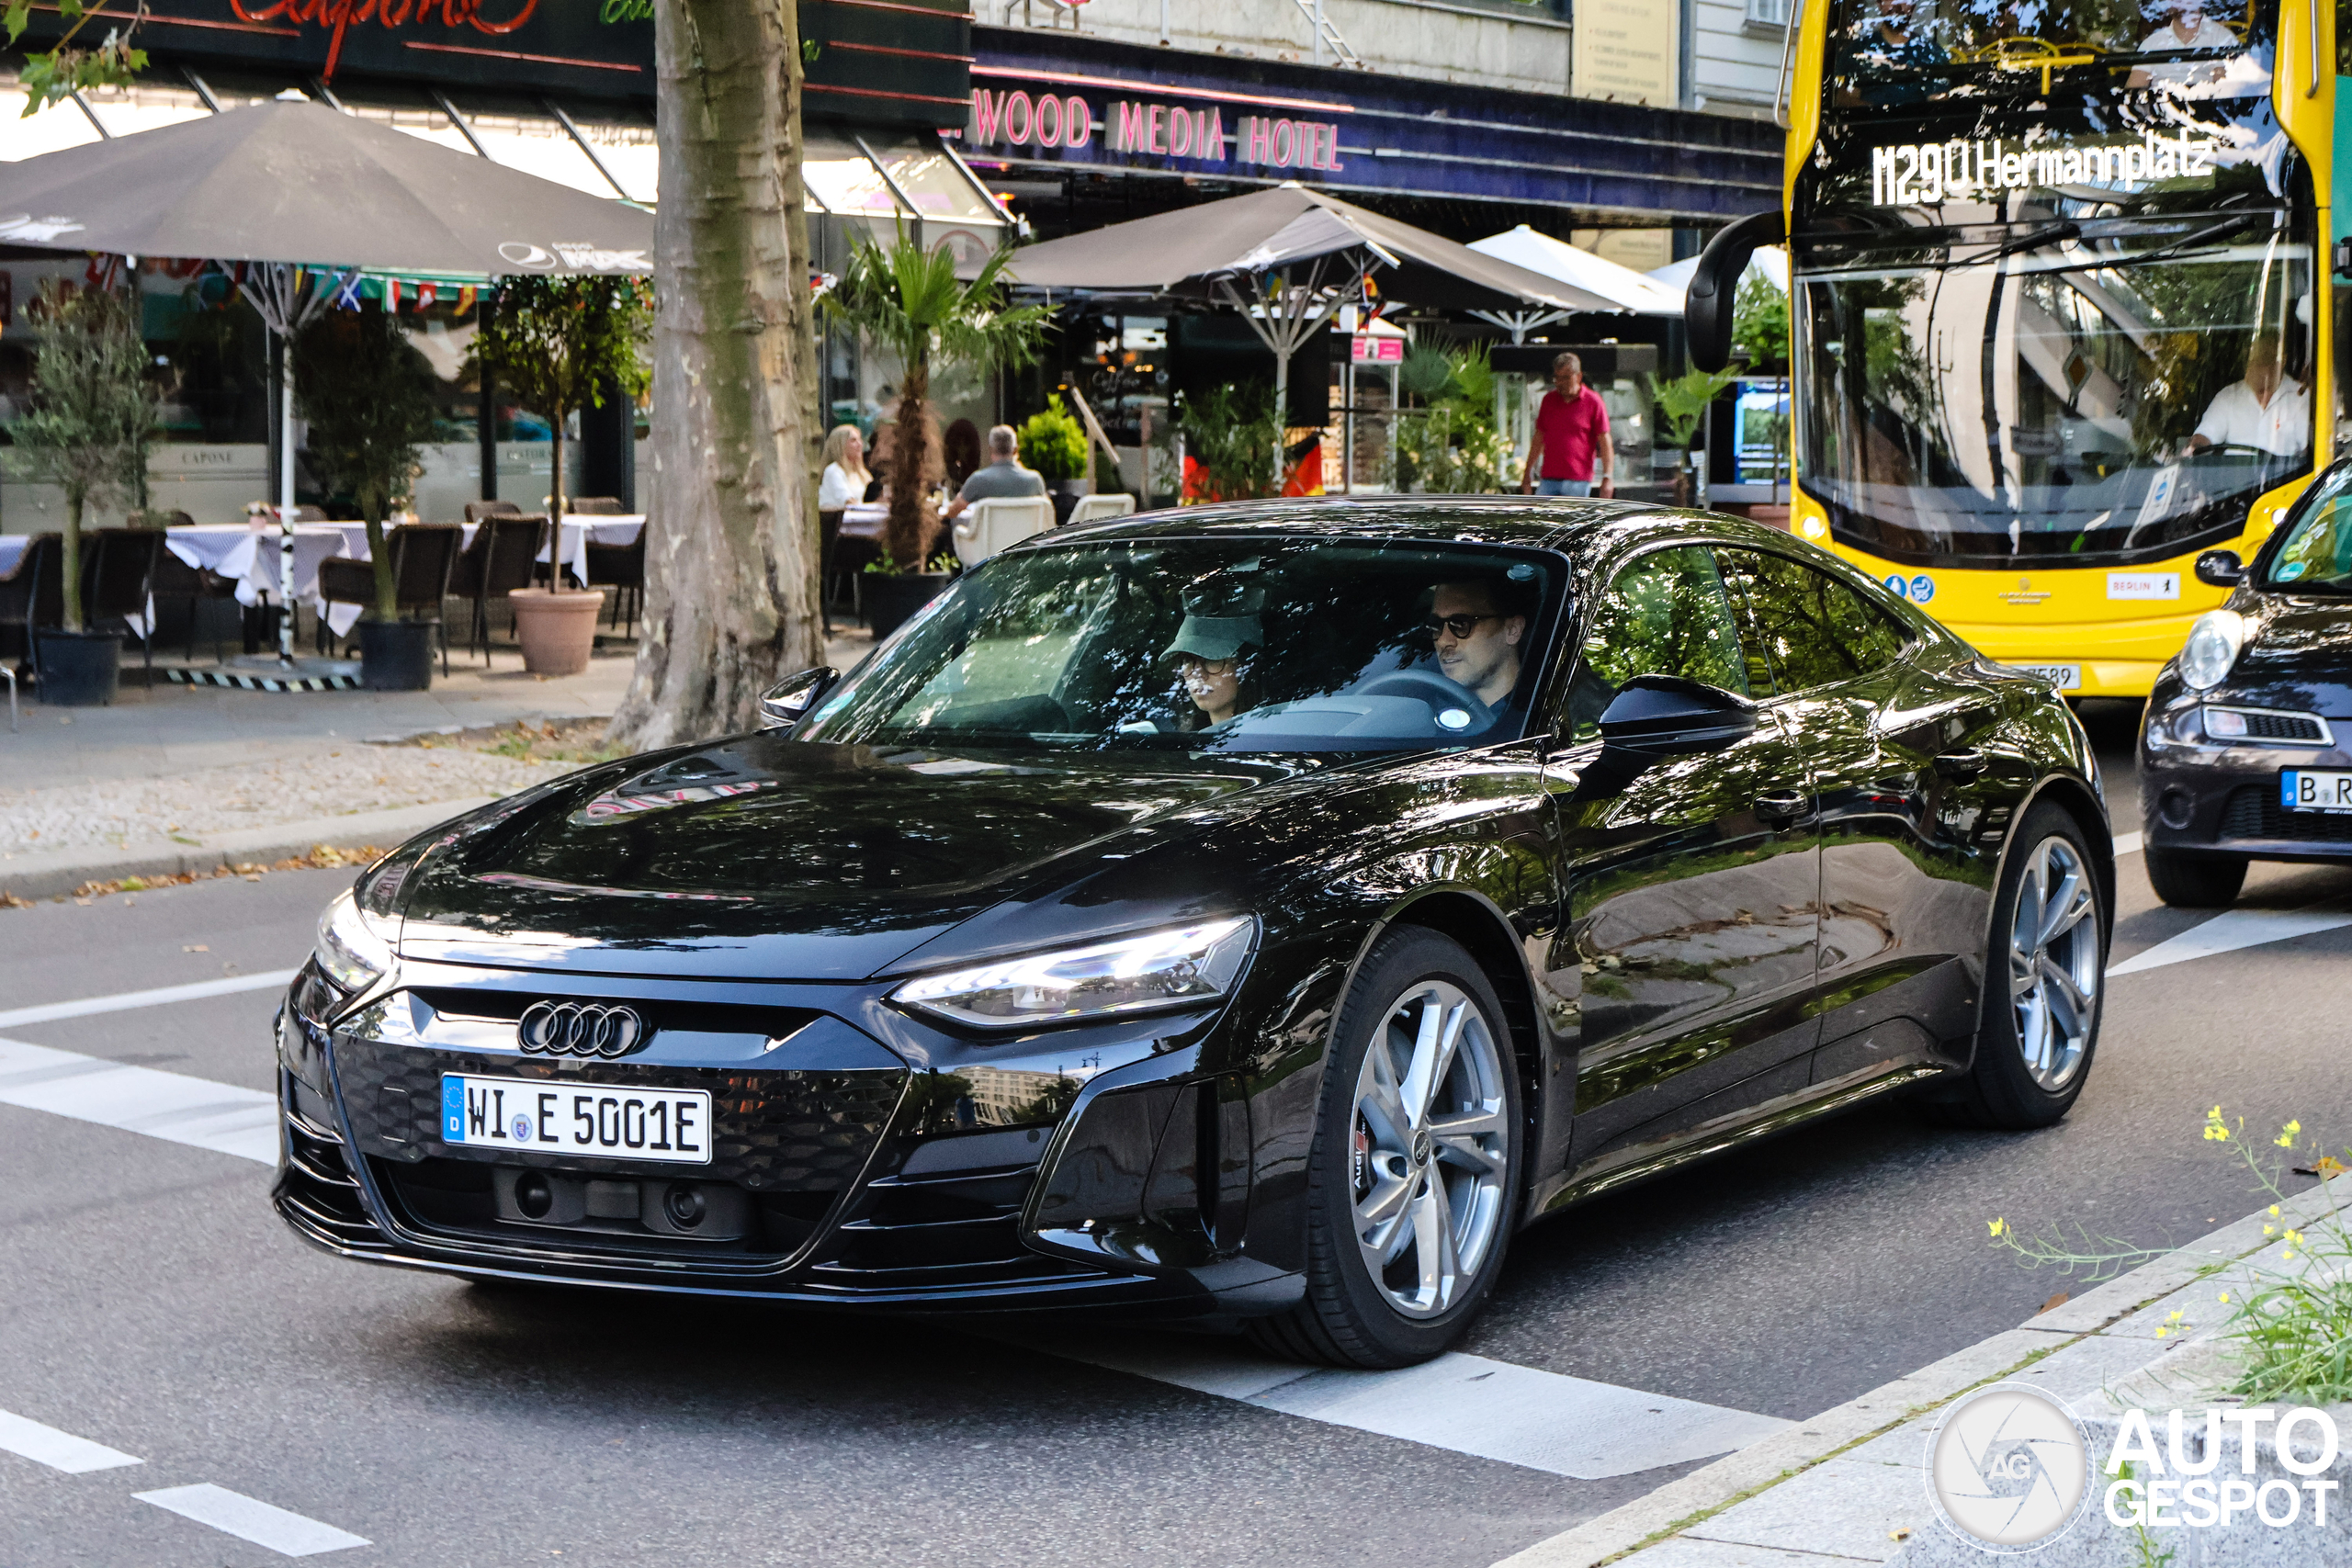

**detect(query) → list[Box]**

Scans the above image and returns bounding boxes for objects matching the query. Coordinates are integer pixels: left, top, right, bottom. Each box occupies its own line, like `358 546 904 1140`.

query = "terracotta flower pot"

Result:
509 587 605 676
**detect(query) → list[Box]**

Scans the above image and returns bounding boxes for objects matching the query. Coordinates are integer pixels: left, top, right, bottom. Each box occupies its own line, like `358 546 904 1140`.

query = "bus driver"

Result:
2189 333 2311 460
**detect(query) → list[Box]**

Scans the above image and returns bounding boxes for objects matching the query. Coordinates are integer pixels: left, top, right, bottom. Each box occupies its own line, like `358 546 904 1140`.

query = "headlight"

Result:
2177 611 2245 691
313 888 395 993
891 916 1256 1031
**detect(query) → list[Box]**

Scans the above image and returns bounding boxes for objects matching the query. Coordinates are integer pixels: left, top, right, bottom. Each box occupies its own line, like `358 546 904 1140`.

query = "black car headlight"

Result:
890 916 1256 1031
314 888 396 994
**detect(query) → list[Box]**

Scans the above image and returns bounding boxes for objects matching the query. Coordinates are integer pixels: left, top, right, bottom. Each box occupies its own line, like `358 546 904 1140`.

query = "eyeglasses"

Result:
1424 614 1499 638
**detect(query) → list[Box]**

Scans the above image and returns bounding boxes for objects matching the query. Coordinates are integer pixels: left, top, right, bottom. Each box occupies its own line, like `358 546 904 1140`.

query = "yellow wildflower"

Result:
2219 1292 2232 1303
2154 1327 2168 1339
1989 1218 2007 1238
2271 1205 2282 1217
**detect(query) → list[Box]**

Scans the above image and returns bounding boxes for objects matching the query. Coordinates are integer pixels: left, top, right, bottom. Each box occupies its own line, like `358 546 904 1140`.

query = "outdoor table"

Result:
167 523 358 638
541 516 643 585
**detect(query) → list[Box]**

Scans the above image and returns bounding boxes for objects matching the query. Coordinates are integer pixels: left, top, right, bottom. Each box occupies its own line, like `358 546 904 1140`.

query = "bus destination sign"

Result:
1871 127 2225 206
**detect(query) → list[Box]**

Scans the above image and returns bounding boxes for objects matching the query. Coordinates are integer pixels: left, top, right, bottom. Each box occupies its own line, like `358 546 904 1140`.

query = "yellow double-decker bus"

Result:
1688 0 2337 698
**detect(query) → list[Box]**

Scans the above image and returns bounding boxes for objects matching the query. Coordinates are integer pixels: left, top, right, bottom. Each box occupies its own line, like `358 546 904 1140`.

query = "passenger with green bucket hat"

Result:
1163 586 1263 728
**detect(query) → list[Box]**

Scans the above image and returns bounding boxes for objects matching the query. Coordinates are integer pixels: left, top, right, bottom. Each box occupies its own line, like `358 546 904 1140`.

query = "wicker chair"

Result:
315 524 464 673
0 533 62 680
464 500 522 524
567 496 627 515
78 528 166 677
448 513 546 663
582 527 645 637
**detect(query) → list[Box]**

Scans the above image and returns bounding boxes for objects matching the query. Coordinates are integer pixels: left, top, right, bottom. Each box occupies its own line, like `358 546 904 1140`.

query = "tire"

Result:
2144 846 2247 908
1245 927 1524 1369
1928 804 2109 1131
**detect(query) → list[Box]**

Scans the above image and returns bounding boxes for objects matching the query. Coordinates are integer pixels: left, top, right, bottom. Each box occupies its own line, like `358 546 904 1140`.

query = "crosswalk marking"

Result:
135 1483 369 1557
0 1038 277 1164
2109 901 2352 977
0 1408 141 1473
0 970 299 1032
1010 1332 1794 1480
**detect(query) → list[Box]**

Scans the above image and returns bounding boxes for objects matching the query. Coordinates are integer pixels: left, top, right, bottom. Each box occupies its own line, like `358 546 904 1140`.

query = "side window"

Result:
1721 549 1909 693
1707 548 1784 697
1562 546 1750 741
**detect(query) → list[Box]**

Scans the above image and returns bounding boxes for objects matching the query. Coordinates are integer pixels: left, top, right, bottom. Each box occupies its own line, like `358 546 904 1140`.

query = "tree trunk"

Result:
609 0 823 750
884 359 938 570
60 490 84 632
548 407 567 527
365 512 396 622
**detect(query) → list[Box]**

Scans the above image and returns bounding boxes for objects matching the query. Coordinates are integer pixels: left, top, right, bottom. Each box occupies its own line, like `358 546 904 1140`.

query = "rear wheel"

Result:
1246 928 1522 1369
1928 806 2108 1130
2144 846 2247 908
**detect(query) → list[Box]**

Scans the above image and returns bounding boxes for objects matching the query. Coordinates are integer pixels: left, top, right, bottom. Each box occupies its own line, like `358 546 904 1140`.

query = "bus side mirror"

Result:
1688 210 1788 374
2195 550 2246 588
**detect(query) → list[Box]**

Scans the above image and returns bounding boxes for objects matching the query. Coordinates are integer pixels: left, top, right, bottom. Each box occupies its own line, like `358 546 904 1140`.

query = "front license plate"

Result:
439 1074 712 1166
2018 664 2082 692
2282 771 2352 815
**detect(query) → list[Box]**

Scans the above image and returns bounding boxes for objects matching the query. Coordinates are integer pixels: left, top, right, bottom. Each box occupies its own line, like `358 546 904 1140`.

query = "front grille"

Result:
2222 786 2352 843
274 1075 383 1247
368 1156 832 1261
803 1134 1101 1293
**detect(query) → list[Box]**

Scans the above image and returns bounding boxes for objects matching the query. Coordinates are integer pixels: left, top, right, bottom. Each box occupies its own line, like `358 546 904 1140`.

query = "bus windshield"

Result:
1795 73 2311 564
1828 0 2277 107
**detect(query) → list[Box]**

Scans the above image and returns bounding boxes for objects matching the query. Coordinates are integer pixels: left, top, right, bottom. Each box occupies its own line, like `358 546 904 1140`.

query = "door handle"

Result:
1754 792 1808 827
1933 749 1989 781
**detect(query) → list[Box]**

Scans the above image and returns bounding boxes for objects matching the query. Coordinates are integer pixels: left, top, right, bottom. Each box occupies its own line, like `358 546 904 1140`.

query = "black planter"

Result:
1048 479 1089 527
863 572 952 641
358 618 436 692
35 627 121 706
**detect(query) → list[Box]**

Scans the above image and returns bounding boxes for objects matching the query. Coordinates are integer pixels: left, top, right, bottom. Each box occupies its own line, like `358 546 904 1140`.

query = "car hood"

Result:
394 735 1299 980
2225 597 2352 716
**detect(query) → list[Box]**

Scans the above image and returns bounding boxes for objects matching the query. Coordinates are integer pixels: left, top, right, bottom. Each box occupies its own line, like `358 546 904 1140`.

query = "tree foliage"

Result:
6 281 158 630
472 275 652 519
1016 400 1088 481
1733 272 1790 374
1 0 146 118
1172 382 1282 503
1645 367 1740 452
1395 345 1505 494
294 304 441 622
820 236 1049 569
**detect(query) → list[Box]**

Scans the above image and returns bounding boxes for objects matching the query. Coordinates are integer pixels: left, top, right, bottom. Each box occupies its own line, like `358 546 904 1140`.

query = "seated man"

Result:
944 423 1047 522
2128 0 2240 90
1429 573 1536 720
2190 334 2311 459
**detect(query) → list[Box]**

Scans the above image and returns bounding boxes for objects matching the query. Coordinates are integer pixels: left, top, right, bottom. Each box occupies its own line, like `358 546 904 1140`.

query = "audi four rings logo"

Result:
517 1000 650 1058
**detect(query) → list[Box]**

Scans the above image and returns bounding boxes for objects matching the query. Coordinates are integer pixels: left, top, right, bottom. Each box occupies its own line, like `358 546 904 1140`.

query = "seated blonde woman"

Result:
819 424 874 510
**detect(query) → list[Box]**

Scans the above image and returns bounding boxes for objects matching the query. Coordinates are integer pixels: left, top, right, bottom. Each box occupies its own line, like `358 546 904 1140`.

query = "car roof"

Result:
1035 496 1805 562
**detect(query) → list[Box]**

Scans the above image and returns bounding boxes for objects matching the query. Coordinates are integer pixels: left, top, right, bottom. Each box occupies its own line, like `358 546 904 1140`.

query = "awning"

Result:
1467 226 1685 317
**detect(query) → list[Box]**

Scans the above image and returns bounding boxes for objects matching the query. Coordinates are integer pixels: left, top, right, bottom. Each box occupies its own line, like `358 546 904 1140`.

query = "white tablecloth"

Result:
0 536 26 577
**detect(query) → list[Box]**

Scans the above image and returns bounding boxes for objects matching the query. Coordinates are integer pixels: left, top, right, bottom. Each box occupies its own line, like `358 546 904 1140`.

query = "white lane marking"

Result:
1026 1334 1793 1479
135 1483 368 1557
2113 830 2143 856
2109 902 2352 977
0 1038 276 1164
0 1408 141 1472
0 970 299 1031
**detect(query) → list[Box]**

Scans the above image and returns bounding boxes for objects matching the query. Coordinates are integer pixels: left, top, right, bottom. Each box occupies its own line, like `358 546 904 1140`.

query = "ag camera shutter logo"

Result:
1926 1383 2091 1551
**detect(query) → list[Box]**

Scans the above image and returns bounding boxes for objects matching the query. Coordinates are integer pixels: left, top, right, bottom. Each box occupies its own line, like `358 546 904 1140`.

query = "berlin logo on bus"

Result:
1871 128 2224 207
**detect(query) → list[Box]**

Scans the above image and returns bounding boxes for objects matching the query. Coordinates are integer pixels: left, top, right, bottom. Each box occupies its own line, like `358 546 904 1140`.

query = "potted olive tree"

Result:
6 281 160 705
821 236 1047 632
294 303 442 689
1018 400 1091 525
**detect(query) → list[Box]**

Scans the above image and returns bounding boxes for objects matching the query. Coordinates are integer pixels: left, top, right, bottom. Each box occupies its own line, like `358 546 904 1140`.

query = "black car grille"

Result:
2215 709 2332 742
274 1074 384 1247
2222 786 2352 843
802 1148 1101 1294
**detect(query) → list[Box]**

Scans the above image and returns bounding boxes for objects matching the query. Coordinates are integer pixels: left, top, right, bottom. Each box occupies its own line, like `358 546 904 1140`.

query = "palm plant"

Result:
821 236 1049 570
6 281 158 632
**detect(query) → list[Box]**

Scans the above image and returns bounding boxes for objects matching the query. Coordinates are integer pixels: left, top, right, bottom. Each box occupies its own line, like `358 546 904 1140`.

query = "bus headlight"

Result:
2177 611 2244 692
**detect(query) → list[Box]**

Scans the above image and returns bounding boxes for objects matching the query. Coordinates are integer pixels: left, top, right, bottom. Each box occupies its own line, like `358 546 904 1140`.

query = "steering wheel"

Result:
1351 669 1493 733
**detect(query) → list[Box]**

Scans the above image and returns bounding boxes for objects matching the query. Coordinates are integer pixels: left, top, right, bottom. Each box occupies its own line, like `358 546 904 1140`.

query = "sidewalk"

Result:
1497 1179 2352 1568
1 627 876 900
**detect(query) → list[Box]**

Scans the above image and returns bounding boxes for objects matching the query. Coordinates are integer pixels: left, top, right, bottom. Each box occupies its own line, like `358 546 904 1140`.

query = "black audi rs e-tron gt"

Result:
2141 457 2352 908
276 500 2112 1367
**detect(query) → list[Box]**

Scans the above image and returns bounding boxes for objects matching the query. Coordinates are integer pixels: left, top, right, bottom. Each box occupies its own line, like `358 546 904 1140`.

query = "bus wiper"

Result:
2066 211 2272 271
1958 221 2080 266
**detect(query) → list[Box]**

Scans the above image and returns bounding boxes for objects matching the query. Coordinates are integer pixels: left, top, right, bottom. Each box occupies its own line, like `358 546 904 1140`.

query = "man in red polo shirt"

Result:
1520 350 1615 498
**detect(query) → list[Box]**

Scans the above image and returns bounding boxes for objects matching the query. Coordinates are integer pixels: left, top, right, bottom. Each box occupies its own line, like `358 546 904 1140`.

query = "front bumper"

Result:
272 960 1281 1314
2142 742 2352 863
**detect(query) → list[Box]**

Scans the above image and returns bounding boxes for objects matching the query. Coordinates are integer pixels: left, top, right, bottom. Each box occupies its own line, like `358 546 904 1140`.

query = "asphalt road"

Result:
6 711 2349 1567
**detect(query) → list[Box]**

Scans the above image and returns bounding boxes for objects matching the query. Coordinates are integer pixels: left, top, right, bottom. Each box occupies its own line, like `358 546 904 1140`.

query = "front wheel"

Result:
1928 805 2108 1130
2144 847 2247 908
1246 927 1523 1368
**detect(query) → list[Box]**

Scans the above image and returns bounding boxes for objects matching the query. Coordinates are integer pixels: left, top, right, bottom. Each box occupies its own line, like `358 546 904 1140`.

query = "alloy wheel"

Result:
2008 834 2100 1091
1348 979 1510 1318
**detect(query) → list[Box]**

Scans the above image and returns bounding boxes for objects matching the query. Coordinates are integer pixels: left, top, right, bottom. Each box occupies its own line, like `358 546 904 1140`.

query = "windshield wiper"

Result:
2065 210 2273 271
1958 220 2081 266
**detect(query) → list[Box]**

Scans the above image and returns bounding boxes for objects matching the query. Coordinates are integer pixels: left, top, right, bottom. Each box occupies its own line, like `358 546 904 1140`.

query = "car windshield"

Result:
2261 464 2352 592
796 537 1563 755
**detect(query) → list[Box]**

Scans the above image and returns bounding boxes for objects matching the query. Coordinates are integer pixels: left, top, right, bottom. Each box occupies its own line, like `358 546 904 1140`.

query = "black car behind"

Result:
277 501 2111 1367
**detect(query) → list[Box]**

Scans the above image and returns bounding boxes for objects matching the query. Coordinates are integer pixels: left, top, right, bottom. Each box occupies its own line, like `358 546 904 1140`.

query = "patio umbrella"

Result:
1007 185 1615 481
0 99 652 663
1464 226 1686 333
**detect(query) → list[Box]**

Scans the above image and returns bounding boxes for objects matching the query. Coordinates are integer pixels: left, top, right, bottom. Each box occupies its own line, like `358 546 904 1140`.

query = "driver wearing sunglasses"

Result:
1427 577 1531 716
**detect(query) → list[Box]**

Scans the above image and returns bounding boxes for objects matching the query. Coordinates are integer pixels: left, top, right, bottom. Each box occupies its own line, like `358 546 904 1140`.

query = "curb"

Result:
1493 1177 2352 1568
0 795 495 902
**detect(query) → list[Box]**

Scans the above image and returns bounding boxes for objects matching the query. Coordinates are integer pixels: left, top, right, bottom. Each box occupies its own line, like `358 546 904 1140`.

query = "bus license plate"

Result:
2018 664 2081 692
440 1074 712 1165
2282 771 2352 815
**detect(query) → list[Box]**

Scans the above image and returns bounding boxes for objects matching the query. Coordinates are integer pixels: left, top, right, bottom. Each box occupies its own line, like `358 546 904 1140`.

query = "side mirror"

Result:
1597 673 1758 756
2195 549 2246 588
759 666 838 728
1687 209 1787 374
